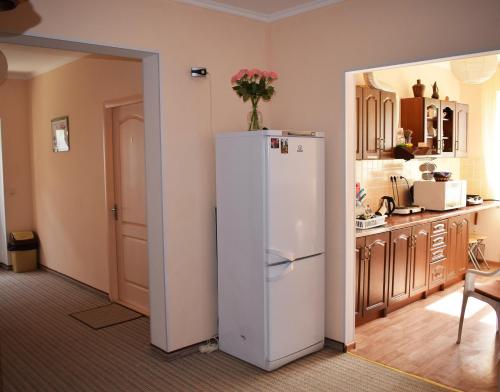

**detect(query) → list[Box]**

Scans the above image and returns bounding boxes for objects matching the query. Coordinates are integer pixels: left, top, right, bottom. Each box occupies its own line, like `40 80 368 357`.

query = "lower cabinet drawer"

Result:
429 260 445 288
430 246 447 262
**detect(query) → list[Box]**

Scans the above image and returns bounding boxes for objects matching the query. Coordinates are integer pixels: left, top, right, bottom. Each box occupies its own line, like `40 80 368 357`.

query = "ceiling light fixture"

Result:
0 0 19 11
450 55 498 85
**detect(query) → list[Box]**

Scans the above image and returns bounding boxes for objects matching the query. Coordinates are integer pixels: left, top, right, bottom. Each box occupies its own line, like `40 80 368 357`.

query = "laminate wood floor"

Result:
354 265 500 392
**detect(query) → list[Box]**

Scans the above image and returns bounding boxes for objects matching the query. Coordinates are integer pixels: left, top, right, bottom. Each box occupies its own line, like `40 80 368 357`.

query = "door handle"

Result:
111 204 118 221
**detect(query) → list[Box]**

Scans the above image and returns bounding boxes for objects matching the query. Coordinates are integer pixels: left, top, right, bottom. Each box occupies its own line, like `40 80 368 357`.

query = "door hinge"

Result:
111 204 118 221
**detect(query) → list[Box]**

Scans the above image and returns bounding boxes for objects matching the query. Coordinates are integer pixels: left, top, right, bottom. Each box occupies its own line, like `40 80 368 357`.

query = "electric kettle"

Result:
376 196 396 216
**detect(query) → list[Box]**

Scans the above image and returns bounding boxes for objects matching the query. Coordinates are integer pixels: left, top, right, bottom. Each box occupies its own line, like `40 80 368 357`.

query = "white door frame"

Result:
0 121 8 265
344 49 500 347
0 34 169 351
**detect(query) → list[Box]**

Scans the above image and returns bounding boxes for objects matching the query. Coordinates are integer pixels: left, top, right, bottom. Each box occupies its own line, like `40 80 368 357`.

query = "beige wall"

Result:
30 55 142 292
268 0 500 344
1 0 270 352
1 0 499 351
460 67 500 262
0 79 33 234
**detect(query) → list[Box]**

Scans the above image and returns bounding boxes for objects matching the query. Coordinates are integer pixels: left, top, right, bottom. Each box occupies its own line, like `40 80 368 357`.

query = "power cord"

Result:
199 335 219 354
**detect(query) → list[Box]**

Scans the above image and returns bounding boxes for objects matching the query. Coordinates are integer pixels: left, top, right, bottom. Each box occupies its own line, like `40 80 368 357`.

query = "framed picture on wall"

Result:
51 116 70 152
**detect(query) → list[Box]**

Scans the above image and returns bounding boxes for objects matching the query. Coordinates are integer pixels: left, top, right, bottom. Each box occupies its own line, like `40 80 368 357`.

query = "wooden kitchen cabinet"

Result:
455 103 469 157
440 101 456 157
355 232 390 324
410 223 431 296
380 91 397 159
355 237 365 324
356 87 363 160
387 224 430 311
356 87 397 160
388 227 412 308
400 97 440 155
361 87 381 160
446 215 470 283
400 97 469 157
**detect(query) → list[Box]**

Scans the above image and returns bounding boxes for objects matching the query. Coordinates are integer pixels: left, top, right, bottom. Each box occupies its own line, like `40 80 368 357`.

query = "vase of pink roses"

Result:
231 68 278 131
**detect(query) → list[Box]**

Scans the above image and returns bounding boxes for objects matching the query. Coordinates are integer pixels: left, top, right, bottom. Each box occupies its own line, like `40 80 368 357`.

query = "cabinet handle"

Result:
379 138 385 150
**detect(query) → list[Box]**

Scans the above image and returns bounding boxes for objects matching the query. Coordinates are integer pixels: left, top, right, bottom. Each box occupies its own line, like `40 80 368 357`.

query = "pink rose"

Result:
248 68 262 78
269 71 278 80
261 70 270 79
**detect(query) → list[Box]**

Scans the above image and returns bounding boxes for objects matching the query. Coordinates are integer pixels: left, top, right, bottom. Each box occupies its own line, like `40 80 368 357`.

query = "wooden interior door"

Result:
410 223 430 297
388 227 411 308
112 102 149 315
363 233 389 316
362 87 380 159
380 91 397 159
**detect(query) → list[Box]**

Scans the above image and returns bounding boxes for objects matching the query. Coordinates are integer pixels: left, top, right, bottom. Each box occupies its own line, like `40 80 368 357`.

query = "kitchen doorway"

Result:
345 49 500 390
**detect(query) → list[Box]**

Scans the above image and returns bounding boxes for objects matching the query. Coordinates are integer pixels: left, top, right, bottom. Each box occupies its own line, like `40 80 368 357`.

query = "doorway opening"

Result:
0 35 167 351
346 49 500 391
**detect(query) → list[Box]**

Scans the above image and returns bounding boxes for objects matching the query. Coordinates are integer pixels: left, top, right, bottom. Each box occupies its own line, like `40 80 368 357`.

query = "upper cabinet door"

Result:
356 87 363 160
440 101 456 157
362 87 381 160
424 98 441 155
380 91 397 159
455 103 469 157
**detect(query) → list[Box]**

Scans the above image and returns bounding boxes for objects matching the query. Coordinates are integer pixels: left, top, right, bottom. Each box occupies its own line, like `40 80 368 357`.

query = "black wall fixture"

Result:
0 0 19 11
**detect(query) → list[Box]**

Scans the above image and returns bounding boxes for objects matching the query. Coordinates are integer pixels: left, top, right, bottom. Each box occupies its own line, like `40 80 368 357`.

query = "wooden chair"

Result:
457 268 500 344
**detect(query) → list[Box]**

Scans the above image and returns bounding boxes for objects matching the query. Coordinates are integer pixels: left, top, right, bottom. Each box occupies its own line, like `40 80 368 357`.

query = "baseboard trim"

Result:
151 341 203 362
324 338 346 352
39 265 109 300
0 263 12 270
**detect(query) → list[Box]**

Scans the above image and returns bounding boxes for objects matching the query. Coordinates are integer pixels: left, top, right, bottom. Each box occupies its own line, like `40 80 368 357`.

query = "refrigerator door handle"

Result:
266 261 294 282
266 248 296 262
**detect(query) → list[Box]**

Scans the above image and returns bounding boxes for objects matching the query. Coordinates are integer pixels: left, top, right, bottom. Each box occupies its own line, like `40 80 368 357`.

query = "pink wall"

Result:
2 0 499 352
2 0 270 351
30 56 142 292
0 79 33 234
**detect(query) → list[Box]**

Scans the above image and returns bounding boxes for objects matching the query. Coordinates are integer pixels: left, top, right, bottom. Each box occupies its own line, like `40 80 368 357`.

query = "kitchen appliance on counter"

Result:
414 180 467 211
216 130 325 371
467 194 483 206
375 196 396 216
390 176 424 215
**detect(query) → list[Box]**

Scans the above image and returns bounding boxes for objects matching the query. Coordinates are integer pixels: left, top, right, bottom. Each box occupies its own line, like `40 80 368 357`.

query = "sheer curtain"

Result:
481 68 500 199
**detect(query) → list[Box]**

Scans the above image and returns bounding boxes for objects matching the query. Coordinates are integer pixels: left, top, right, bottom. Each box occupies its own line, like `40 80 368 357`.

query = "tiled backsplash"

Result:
355 158 462 210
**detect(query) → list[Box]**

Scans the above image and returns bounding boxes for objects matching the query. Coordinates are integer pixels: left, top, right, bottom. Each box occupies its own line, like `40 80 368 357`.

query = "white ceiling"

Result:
175 0 343 21
0 43 87 80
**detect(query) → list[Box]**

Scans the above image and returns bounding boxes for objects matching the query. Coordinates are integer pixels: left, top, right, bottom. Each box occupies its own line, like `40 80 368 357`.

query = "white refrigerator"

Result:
216 130 325 371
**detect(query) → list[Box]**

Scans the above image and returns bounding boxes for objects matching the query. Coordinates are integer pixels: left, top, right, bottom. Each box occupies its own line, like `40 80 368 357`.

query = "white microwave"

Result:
413 180 467 211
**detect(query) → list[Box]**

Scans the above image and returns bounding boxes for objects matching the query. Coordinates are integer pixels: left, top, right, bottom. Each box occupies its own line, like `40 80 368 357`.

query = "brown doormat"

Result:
70 303 143 330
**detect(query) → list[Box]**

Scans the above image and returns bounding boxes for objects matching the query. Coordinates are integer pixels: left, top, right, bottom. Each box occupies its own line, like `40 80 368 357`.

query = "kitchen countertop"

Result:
356 200 500 238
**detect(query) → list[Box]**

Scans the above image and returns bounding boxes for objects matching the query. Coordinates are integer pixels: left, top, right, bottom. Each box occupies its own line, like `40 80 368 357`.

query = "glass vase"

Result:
247 106 263 131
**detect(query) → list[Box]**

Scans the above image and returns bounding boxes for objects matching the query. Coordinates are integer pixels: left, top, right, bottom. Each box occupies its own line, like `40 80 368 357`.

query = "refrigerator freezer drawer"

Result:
266 253 325 363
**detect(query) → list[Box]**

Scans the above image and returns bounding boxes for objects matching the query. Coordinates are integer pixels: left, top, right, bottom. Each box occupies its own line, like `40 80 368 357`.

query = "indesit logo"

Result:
297 145 303 152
